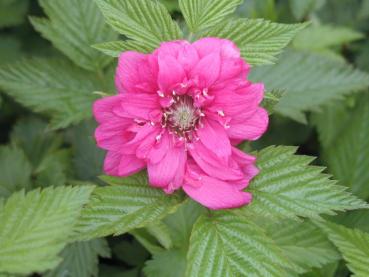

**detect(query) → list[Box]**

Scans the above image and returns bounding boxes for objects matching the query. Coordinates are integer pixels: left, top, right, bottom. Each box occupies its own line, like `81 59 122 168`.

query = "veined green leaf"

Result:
31 0 117 71
250 51 369 122
320 97 369 199
320 222 369 277
244 146 368 220
179 0 243 33
96 0 182 51
93 40 153 57
0 186 94 275
186 212 290 277
44 239 110 277
144 248 187 277
0 146 32 198
293 25 363 51
202 19 308 66
0 58 99 129
75 172 184 239
263 220 340 273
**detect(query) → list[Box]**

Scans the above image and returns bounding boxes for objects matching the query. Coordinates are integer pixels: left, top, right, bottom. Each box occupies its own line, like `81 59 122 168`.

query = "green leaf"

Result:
320 97 369 199
96 0 182 51
202 19 308 66
293 25 363 51
67 120 104 182
244 146 369 220
179 0 243 33
163 199 205 247
0 36 22 66
31 0 117 72
93 40 153 57
263 220 340 273
262 90 285 115
144 248 187 277
0 0 29 28
75 172 184 239
186 212 290 277
0 186 94 275
289 0 326 20
44 239 110 277
0 146 32 198
320 222 369 277
10 117 62 169
250 51 369 122
112 239 149 266
0 58 99 129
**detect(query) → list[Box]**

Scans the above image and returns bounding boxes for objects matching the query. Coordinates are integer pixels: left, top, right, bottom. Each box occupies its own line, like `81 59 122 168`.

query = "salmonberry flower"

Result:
93 38 268 210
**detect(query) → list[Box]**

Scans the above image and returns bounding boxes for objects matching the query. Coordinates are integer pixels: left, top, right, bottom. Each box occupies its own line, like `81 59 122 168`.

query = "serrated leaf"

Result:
0 58 99 129
244 146 369 220
262 90 285 115
96 0 182 51
263 220 340 273
0 146 32 198
93 40 153 57
31 0 117 72
202 19 308 66
179 0 242 33
320 222 369 277
144 248 187 277
250 51 369 122
0 186 94 275
44 239 110 277
186 212 290 277
75 172 184 239
320 96 369 200
293 25 363 51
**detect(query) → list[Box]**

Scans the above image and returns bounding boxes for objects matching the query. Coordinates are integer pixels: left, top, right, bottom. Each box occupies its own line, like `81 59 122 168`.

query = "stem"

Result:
187 32 194 42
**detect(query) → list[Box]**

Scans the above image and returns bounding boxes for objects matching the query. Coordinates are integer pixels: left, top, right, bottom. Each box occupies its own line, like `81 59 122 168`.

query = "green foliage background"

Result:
0 0 369 276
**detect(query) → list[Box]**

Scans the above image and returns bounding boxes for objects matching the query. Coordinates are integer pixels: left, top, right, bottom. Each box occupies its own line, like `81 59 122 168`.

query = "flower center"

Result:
163 95 202 140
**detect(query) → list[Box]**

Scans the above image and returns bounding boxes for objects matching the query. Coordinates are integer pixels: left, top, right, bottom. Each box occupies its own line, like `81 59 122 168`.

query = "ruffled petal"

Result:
158 54 186 93
227 107 269 141
196 118 231 159
103 152 145 177
183 162 252 210
147 136 186 188
115 51 157 94
190 52 221 88
193 37 240 59
93 95 125 123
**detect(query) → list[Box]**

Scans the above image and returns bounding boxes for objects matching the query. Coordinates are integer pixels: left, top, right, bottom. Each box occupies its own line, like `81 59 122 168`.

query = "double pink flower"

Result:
93 38 268 209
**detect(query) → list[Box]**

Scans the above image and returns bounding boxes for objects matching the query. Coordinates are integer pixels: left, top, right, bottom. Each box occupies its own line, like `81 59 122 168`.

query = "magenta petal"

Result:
158 54 186 92
193 38 240 59
147 140 185 188
190 53 221 87
227 108 269 141
183 171 252 210
93 95 125 123
197 118 231 158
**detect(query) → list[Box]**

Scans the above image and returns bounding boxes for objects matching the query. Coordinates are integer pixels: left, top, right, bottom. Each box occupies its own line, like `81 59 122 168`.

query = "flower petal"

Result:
190 52 221 88
196 118 231 158
183 163 252 210
115 51 157 94
193 38 240 59
227 107 269 141
103 152 145 177
158 54 186 92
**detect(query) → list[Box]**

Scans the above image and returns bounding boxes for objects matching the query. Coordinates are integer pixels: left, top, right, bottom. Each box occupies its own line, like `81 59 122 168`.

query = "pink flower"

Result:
93 38 268 210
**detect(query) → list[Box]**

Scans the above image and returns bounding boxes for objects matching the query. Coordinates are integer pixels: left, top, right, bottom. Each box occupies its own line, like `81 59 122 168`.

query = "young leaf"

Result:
31 0 117 72
95 0 182 51
321 97 369 199
250 51 369 122
0 146 32 198
0 186 94 275
0 58 99 129
179 0 243 33
320 222 369 277
202 19 308 65
44 239 110 277
186 212 290 277
75 172 184 239
244 146 369 220
263 220 340 273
